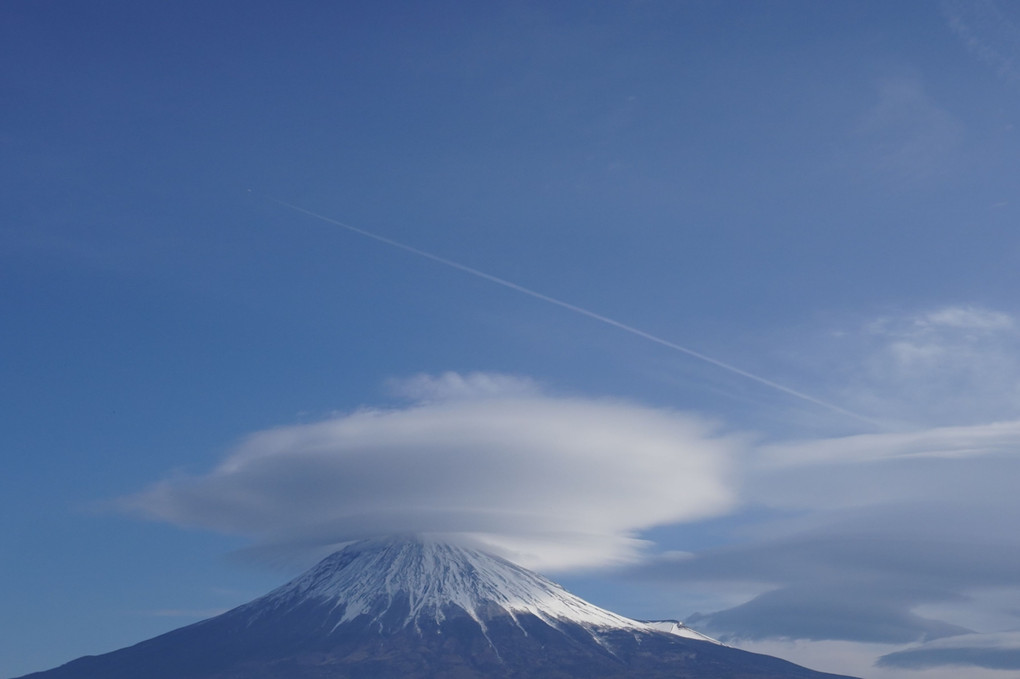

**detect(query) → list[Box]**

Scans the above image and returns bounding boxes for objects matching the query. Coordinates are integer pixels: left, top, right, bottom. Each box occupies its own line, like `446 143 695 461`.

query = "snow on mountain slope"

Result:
645 619 722 643
15 535 862 679
245 535 654 634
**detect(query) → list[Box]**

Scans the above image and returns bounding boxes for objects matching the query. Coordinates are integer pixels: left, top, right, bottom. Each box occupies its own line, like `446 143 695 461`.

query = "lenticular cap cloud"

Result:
121 373 740 571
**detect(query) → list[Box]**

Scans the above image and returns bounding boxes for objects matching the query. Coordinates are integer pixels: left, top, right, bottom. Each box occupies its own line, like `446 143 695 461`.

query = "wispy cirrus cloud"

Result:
810 305 1020 428
386 371 541 402
943 0 1020 83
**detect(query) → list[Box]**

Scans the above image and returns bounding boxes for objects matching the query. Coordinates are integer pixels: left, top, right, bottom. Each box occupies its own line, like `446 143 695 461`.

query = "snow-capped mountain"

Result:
249 535 650 634
15 535 858 679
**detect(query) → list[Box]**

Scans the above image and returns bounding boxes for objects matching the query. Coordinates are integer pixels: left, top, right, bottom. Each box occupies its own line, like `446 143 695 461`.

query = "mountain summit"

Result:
16 536 858 679
253 535 651 634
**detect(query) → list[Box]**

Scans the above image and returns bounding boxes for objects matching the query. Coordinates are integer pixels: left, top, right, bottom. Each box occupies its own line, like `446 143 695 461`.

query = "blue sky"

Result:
4 1 1020 677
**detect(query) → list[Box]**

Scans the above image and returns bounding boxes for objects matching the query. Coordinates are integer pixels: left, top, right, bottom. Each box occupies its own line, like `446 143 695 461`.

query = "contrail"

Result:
267 196 875 426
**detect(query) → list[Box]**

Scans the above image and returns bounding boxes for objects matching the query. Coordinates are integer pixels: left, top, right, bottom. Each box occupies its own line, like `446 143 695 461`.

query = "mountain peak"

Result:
247 535 647 634
16 535 861 679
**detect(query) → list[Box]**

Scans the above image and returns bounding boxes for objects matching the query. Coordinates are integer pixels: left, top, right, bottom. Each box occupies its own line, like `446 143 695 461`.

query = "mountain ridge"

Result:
245 534 652 635
14 535 860 679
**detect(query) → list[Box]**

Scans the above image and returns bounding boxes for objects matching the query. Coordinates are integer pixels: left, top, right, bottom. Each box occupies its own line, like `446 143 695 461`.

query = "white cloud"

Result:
122 373 741 571
759 420 1020 468
827 305 1020 427
748 418 1020 518
920 306 1014 331
944 0 1020 83
387 371 540 402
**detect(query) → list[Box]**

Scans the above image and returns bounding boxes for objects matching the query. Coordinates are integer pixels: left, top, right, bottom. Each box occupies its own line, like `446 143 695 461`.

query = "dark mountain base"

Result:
20 609 854 679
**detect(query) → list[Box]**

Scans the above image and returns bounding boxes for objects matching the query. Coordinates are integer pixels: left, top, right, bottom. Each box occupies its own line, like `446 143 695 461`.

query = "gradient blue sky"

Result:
4 2 1020 677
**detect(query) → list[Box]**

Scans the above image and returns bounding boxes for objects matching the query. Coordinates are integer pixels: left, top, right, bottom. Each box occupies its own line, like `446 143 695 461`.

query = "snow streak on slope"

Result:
645 620 723 644
248 535 654 634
